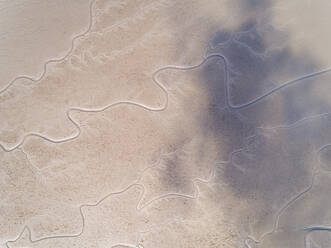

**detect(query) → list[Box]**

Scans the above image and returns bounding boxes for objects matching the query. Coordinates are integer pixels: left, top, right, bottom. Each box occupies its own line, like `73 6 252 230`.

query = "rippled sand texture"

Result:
1 0 331 247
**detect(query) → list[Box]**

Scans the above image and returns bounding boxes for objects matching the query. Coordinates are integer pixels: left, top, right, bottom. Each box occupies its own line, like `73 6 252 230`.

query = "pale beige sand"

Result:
0 0 91 92
2 0 331 248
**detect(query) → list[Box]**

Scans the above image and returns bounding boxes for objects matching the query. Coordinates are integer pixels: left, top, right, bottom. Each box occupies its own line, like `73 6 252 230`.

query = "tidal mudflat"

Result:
1 0 331 247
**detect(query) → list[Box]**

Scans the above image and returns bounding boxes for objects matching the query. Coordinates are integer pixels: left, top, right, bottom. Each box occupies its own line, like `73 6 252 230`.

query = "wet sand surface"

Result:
1 0 331 247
